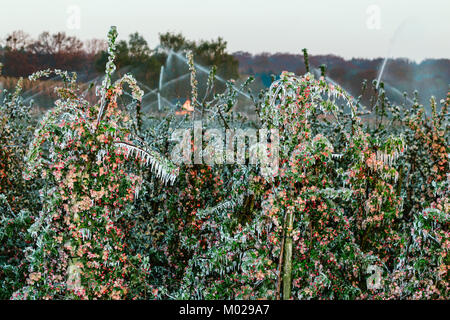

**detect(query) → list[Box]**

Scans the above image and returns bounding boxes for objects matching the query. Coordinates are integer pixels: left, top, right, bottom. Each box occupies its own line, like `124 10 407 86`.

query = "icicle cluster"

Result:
376 150 400 168
196 196 244 219
115 142 178 185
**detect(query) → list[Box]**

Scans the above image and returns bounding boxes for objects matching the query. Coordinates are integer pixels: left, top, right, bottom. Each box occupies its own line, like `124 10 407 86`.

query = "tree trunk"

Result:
282 210 294 300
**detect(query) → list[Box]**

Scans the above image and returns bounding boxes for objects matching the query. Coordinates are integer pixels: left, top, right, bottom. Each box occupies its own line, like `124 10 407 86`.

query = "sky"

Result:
0 0 449 61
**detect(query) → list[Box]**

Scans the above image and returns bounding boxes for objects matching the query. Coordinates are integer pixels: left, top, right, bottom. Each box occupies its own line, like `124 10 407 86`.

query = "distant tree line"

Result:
0 30 104 79
1 30 448 105
234 52 450 105
0 30 239 87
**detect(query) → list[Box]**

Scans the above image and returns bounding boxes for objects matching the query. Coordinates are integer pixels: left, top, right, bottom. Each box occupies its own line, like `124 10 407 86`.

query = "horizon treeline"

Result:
1 30 449 106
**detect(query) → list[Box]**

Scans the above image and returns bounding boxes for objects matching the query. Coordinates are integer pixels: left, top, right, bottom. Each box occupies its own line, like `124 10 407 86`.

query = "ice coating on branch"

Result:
263 72 358 129
115 141 178 185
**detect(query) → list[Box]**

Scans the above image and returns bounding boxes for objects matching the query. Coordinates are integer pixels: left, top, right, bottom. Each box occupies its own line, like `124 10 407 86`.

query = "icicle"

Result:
135 186 140 200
